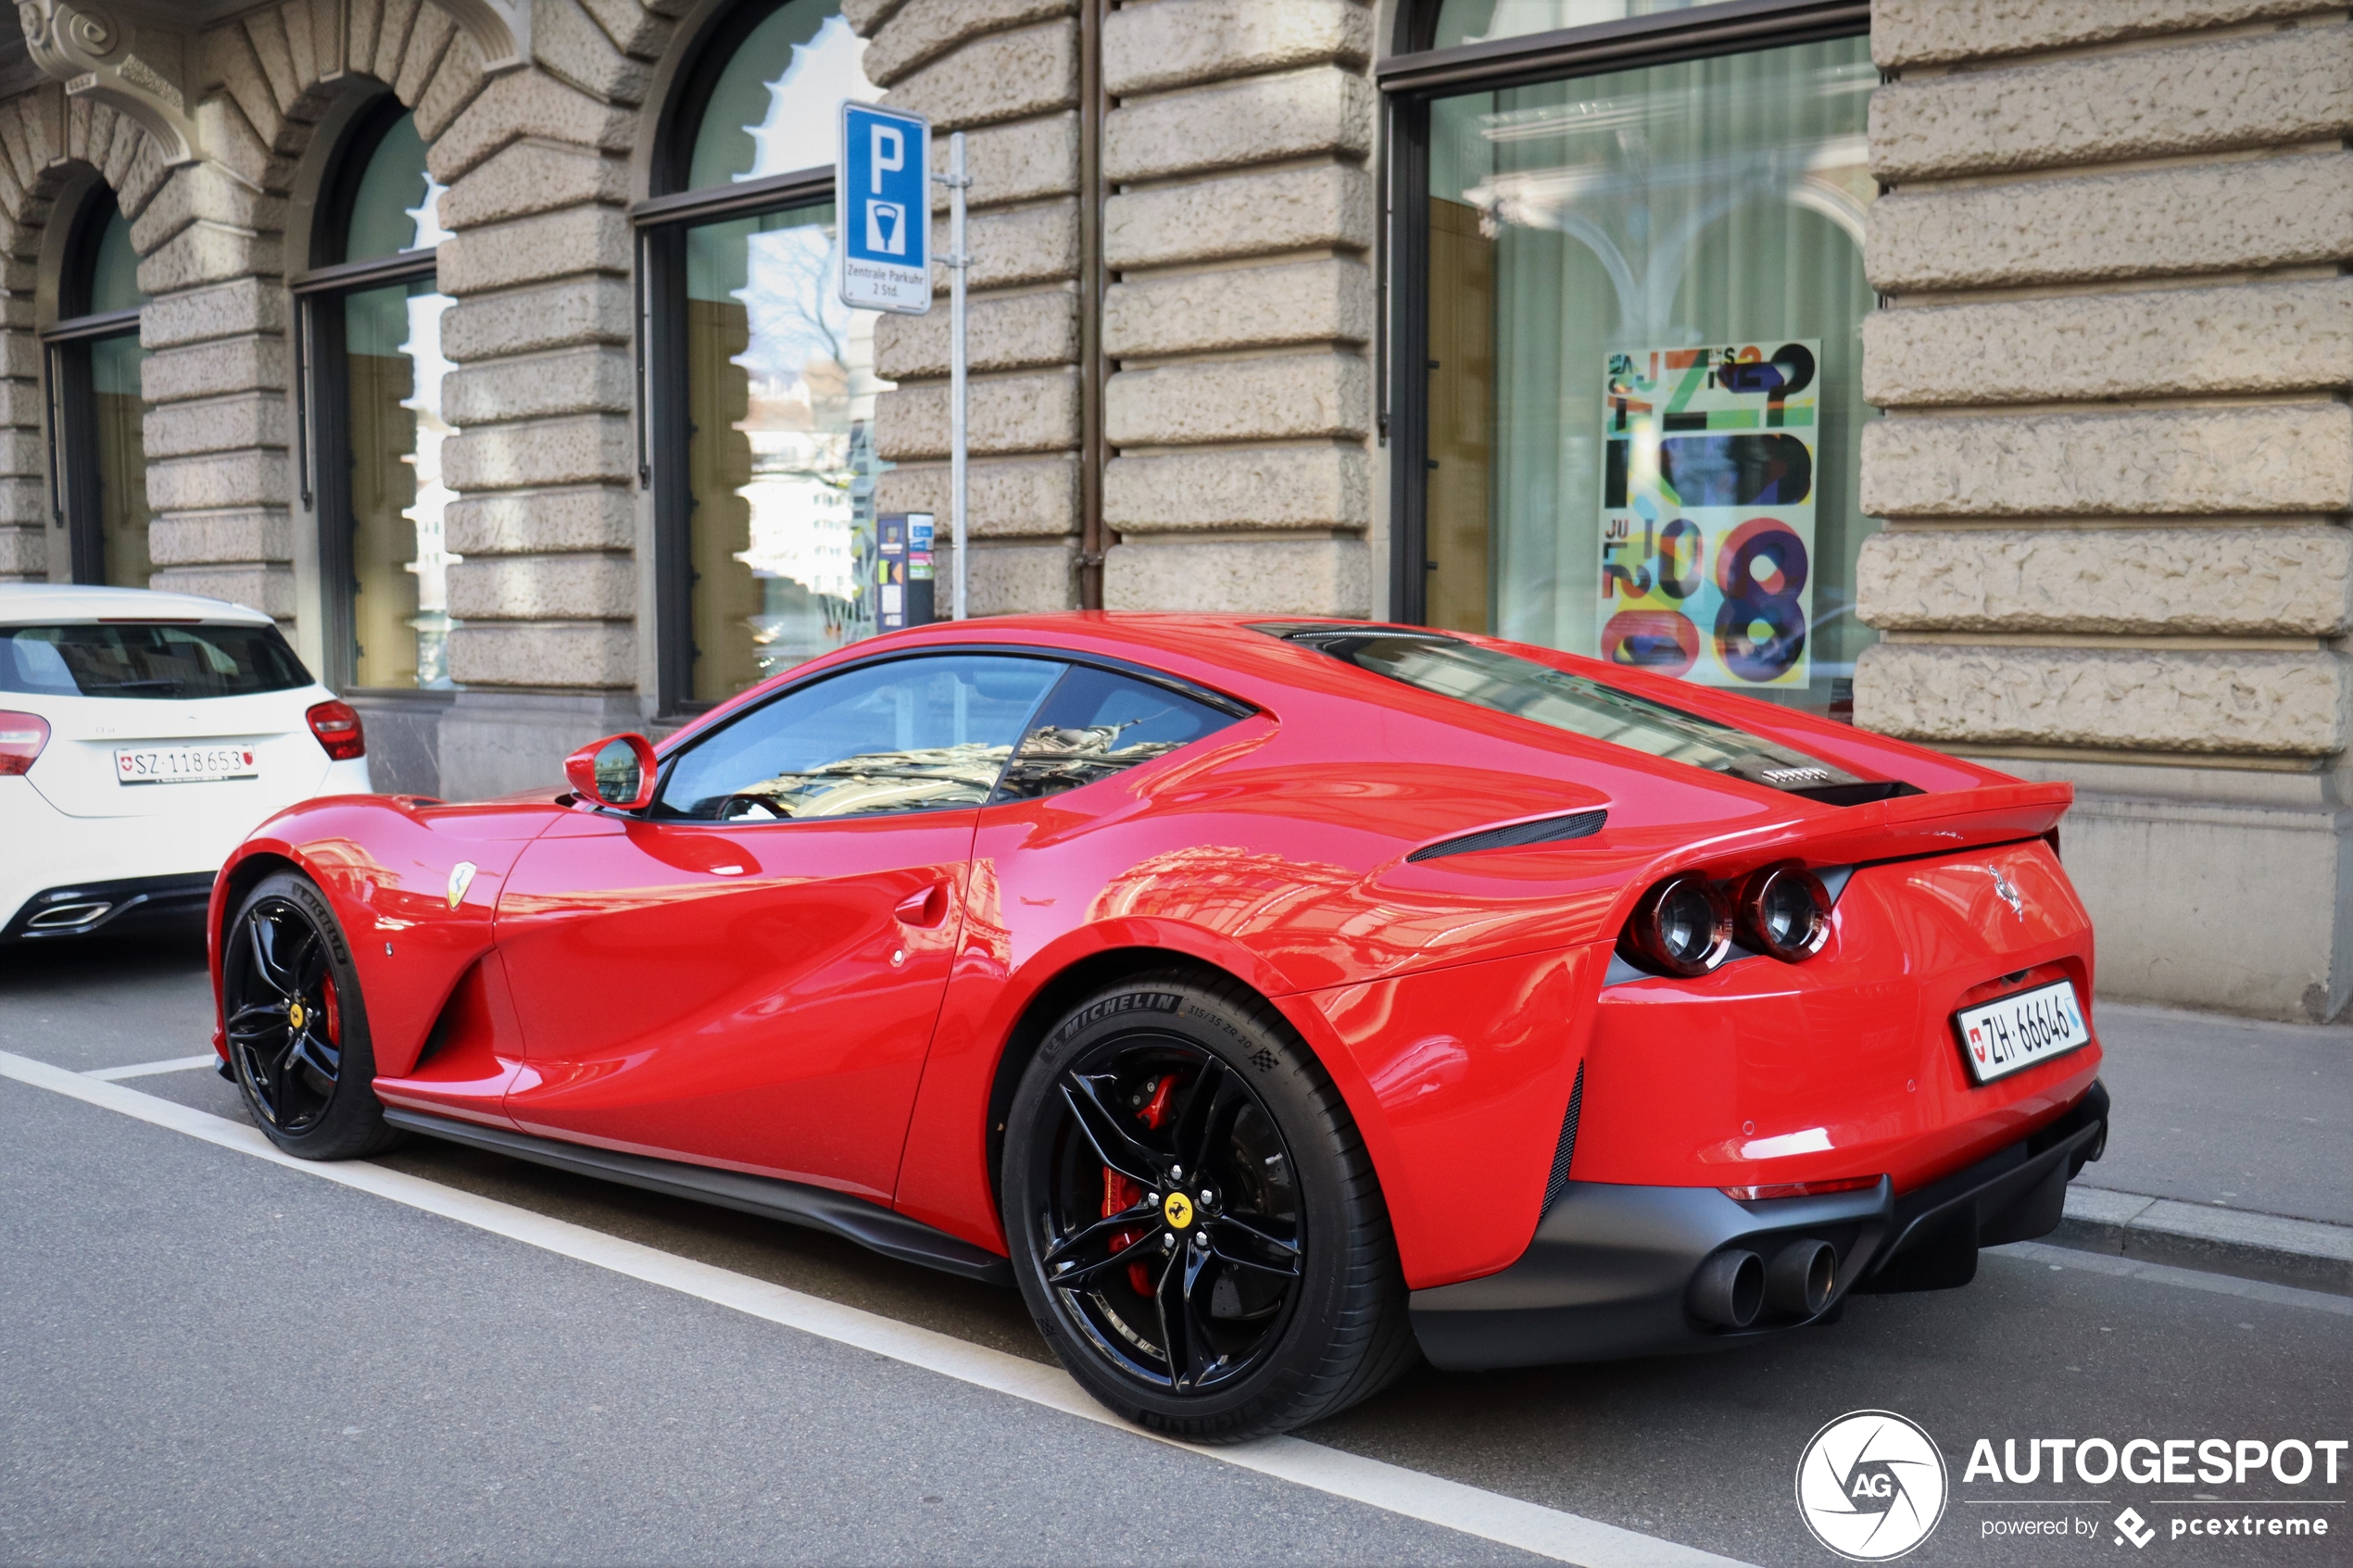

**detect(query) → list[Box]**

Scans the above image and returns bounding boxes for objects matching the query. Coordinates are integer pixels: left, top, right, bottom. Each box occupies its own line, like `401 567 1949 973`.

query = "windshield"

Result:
1261 625 1906 802
0 622 313 700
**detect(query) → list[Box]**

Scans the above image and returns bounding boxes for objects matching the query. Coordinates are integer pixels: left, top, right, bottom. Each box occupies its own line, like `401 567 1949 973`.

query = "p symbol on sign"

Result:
871 124 902 194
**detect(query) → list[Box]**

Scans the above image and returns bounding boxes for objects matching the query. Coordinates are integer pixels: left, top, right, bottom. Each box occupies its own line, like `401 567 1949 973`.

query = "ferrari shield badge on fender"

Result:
447 860 477 910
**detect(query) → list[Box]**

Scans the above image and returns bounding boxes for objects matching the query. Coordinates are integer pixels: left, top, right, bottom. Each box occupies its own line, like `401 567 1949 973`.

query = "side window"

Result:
655 655 1063 822
993 665 1241 804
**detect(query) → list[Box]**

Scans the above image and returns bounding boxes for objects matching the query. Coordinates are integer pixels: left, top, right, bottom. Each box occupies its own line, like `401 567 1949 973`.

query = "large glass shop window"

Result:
1421 32 1879 717
323 112 458 689
670 1 890 705
47 196 152 587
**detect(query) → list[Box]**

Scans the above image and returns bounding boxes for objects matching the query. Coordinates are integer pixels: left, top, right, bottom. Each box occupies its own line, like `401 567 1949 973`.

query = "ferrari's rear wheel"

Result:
223 871 401 1160
1004 972 1416 1441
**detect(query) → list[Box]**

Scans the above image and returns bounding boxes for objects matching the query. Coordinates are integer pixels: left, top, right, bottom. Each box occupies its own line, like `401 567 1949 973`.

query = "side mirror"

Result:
564 734 659 811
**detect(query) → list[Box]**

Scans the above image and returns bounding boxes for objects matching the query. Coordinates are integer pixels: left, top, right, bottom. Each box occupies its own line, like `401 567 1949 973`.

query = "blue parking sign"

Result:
838 103 931 315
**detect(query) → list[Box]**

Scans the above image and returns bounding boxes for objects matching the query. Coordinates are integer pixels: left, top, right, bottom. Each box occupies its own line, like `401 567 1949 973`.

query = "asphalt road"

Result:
2 933 2347 1568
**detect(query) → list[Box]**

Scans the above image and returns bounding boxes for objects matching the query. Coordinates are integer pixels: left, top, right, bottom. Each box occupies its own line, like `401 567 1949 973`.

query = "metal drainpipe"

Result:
1077 0 1108 609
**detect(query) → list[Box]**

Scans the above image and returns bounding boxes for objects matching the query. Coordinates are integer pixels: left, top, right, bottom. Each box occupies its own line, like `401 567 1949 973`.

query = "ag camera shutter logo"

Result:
1796 1410 1949 1561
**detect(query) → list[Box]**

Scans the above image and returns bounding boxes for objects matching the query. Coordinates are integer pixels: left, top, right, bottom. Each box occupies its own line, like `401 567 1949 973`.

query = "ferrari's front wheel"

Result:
1004 972 1416 1441
222 871 402 1160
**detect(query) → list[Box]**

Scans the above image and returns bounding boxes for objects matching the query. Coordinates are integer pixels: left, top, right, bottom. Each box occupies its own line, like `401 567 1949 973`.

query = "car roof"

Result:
0 583 275 626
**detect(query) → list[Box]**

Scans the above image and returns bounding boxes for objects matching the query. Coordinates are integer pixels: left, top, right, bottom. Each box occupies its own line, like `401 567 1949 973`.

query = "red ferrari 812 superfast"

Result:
208 615 2108 1439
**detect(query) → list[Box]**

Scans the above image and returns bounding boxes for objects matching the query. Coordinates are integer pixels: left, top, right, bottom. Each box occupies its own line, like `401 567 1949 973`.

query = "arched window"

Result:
640 1 891 710
44 189 150 585
294 102 457 690
1392 1 1878 721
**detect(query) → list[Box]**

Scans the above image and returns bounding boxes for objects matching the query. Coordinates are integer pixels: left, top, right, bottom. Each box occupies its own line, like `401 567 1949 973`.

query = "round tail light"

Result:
1619 872 1732 977
1736 861 1832 961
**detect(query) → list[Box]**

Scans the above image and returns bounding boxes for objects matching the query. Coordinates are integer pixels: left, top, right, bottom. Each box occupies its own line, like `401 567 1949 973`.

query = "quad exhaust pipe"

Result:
1692 1238 1837 1327
1691 1248 1764 1327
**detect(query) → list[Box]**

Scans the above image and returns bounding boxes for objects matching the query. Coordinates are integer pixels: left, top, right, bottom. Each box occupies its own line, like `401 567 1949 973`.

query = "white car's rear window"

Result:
1 622 312 700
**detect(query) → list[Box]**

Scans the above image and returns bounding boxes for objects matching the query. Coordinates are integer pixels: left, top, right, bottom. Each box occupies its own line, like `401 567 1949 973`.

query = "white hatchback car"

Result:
1 583 371 942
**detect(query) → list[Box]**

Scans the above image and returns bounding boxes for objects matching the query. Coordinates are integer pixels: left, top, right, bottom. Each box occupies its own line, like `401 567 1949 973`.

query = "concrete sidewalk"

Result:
2057 1001 2353 1293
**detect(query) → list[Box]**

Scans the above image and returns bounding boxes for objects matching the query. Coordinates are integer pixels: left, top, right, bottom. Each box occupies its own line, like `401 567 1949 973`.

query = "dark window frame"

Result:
290 93 443 694
1378 0 1869 627
43 186 145 585
634 0 861 719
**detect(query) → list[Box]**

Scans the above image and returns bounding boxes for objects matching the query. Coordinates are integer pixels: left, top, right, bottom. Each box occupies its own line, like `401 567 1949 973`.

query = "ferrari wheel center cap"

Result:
1163 1192 1195 1229
287 1000 307 1031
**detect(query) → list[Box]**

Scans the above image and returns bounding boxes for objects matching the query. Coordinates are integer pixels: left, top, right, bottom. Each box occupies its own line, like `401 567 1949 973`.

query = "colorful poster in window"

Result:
1597 342 1818 689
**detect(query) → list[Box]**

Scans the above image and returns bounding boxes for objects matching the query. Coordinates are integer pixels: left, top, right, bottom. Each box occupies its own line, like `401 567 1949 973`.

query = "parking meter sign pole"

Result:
941 131 969 621
837 103 931 314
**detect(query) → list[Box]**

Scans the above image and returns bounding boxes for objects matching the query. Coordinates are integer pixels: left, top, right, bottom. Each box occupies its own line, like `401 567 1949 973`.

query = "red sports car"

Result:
208 615 2108 1440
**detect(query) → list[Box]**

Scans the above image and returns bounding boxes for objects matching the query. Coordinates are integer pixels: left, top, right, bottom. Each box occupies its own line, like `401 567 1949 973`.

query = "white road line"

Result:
82 1053 221 1082
0 1047 1748 1568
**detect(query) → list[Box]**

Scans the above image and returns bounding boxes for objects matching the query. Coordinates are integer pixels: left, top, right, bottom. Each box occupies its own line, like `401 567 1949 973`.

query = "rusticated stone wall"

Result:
1857 0 2353 1017
1098 0 1376 615
0 86 168 589
858 0 1086 615
849 0 1379 618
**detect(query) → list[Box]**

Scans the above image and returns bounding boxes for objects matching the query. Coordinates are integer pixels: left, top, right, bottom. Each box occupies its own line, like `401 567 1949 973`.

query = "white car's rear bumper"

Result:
0 758 371 936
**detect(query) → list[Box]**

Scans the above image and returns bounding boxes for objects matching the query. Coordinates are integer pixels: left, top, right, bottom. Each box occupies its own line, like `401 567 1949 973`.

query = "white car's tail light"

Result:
306 699 365 761
0 709 49 775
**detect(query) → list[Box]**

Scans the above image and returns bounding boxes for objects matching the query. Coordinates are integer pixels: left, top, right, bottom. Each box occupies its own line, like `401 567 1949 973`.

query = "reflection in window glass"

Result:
657 655 1061 820
686 201 892 701
88 204 143 314
345 112 435 261
1424 37 1877 719
687 3 881 189
994 667 1240 803
339 114 458 688
671 6 892 704
90 331 150 588
2 622 309 699
1431 0 1716 49
1271 627 1860 792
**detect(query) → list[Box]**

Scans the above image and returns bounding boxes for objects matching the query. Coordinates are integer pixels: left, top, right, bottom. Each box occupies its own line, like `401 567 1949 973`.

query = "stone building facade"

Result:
2 0 2347 1022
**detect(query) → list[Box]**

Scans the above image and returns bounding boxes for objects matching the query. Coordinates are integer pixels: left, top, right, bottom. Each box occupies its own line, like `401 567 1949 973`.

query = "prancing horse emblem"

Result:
1991 870 2023 920
447 860 478 909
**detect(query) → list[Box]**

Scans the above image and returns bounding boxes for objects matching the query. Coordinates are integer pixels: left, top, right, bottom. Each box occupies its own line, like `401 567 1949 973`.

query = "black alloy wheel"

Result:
1005 973 1416 1441
223 872 401 1160
1043 1036 1304 1395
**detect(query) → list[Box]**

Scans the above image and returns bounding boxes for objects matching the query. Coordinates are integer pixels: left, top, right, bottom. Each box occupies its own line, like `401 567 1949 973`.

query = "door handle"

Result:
894 882 950 928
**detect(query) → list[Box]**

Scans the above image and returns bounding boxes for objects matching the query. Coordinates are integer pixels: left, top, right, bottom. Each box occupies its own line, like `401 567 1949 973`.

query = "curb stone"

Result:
2049 1185 2353 1297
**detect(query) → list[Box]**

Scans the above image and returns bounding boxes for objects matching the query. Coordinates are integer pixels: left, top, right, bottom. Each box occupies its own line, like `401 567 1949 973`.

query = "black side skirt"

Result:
379 1109 1013 1288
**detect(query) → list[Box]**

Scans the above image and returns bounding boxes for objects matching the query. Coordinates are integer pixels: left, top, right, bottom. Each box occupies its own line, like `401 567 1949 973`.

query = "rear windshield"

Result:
0 622 313 700
1260 625 1908 803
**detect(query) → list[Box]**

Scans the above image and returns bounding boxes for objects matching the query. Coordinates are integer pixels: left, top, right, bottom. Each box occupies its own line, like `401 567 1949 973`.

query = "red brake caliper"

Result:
1105 1074 1177 1294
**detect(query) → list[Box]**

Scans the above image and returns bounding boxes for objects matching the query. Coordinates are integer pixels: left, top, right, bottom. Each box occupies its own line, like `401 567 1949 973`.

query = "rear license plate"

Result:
114 745 258 785
1954 978 2089 1085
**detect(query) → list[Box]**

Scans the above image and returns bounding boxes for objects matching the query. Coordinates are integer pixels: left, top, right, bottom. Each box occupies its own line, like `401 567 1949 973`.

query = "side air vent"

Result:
1542 1062 1585 1215
1408 808 1607 863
